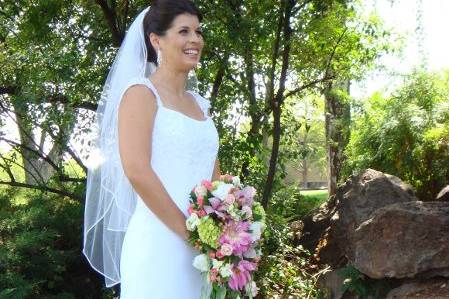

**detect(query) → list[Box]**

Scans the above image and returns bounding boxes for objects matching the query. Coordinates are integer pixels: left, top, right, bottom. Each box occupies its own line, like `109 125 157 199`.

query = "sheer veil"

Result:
82 6 198 287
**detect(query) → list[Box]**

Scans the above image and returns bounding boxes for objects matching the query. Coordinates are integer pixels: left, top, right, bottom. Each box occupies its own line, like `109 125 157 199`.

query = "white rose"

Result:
232 176 241 186
245 281 259 297
192 254 210 272
211 183 234 200
219 263 233 278
212 259 224 270
249 221 263 241
220 243 233 256
186 213 200 231
241 205 252 219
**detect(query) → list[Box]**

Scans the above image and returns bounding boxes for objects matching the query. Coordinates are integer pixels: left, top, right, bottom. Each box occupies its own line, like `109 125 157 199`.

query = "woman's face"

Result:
152 13 204 72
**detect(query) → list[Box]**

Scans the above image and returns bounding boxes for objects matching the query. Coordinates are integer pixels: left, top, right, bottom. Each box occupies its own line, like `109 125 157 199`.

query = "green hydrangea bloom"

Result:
197 216 221 249
227 202 240 221
252 201 266 223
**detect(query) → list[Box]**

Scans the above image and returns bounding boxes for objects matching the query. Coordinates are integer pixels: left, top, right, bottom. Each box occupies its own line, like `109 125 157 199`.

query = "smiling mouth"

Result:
183 49 199 56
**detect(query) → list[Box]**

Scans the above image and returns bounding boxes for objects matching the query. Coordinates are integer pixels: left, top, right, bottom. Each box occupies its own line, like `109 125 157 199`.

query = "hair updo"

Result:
143 0 202 65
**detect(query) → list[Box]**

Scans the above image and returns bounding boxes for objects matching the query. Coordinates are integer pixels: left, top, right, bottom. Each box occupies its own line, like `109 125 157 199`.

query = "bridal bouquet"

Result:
185 174 266 299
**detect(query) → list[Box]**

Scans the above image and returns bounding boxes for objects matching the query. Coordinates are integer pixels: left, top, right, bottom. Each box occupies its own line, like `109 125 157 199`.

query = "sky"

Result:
1 0 449 159
352 0 449 98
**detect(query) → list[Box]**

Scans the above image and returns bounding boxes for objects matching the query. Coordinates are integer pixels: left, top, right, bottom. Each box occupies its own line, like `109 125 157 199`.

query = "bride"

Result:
82 1 220 298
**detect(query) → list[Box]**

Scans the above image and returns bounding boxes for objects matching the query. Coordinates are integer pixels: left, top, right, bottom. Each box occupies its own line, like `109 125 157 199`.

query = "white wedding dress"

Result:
119 77 219 298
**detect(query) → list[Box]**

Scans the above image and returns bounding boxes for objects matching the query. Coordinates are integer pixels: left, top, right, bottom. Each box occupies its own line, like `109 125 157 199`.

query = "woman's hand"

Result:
180 221 190 242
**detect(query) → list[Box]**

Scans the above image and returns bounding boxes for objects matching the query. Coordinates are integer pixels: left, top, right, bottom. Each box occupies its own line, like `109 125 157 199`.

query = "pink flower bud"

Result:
188 206 194 215
216 250 224 259
201 179 213 191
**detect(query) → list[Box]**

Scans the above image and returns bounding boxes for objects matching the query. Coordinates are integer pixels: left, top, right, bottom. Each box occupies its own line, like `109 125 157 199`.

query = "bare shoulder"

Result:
120 84 157 113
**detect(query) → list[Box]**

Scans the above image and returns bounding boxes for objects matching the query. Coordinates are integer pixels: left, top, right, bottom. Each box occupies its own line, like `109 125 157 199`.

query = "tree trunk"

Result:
12 99 69 185
262 101 281 208
261 0 295 209
324 78 351 197
302 158 308 189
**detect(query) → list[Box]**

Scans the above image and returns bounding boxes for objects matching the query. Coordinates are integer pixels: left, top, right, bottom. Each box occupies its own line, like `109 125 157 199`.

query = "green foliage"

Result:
339 266 370 297
256 208 325 298
343 69 449 200
250 183 328 298
338 266 392 299
0 1 397 298
0 187 112 299
269 184 328 222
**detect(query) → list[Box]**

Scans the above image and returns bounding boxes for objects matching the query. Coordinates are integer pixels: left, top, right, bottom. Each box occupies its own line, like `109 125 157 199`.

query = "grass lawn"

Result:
300 189 328 199
299 189 329 215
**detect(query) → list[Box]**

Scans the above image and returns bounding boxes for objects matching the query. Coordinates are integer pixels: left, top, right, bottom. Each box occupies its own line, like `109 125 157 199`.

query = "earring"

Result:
157 48 162 66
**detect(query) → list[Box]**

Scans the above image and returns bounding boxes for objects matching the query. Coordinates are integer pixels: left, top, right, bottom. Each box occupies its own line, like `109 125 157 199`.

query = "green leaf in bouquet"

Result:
215 285 227 299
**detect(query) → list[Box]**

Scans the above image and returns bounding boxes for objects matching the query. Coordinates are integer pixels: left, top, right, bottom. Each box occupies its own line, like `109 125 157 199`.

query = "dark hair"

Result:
143 0 202 65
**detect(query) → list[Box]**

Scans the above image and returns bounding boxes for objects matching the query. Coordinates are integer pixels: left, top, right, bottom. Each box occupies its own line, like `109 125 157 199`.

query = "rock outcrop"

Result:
353 201 449 279
296 169 449 298
298 168 418 266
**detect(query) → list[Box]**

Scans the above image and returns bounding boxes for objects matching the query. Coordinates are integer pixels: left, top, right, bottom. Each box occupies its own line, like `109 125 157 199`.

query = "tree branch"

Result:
46 94 97 111
0 154 44 185
1 136 60 173
95 0 123 47
0 180 83 201
284 75 335 99
324 26 348 80
1 99 88 175
210 52 230 108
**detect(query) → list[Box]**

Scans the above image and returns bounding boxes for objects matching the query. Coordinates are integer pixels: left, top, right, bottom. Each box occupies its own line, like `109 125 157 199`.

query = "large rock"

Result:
386 278 449 299
436 185 449 202
353 201 449 279
298 169 418 266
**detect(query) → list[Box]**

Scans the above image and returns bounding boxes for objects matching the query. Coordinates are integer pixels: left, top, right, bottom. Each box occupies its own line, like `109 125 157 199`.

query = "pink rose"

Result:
201 179 213 191
216 250 224 259
209 268 218 282
220 243 233 256
224 194 235 205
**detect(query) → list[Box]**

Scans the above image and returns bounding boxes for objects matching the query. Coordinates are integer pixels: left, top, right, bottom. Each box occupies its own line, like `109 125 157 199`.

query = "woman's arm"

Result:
118 84 189 241
212 157 221 181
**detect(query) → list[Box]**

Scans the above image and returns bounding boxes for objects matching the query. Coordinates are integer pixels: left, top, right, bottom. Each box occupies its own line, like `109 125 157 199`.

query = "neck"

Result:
148 64 190 97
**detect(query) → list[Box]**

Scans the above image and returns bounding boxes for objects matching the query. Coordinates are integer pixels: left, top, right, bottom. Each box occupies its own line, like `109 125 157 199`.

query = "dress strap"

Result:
189 91 211 117
121 77 163 107
141 78 163 107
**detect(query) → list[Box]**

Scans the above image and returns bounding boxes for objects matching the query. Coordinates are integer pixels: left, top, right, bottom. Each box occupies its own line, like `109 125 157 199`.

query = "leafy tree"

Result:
0 0 397 297
343 69 449 200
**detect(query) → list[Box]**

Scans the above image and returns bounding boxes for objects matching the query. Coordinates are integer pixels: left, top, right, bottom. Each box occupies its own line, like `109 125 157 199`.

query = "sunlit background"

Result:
1 0 449 161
